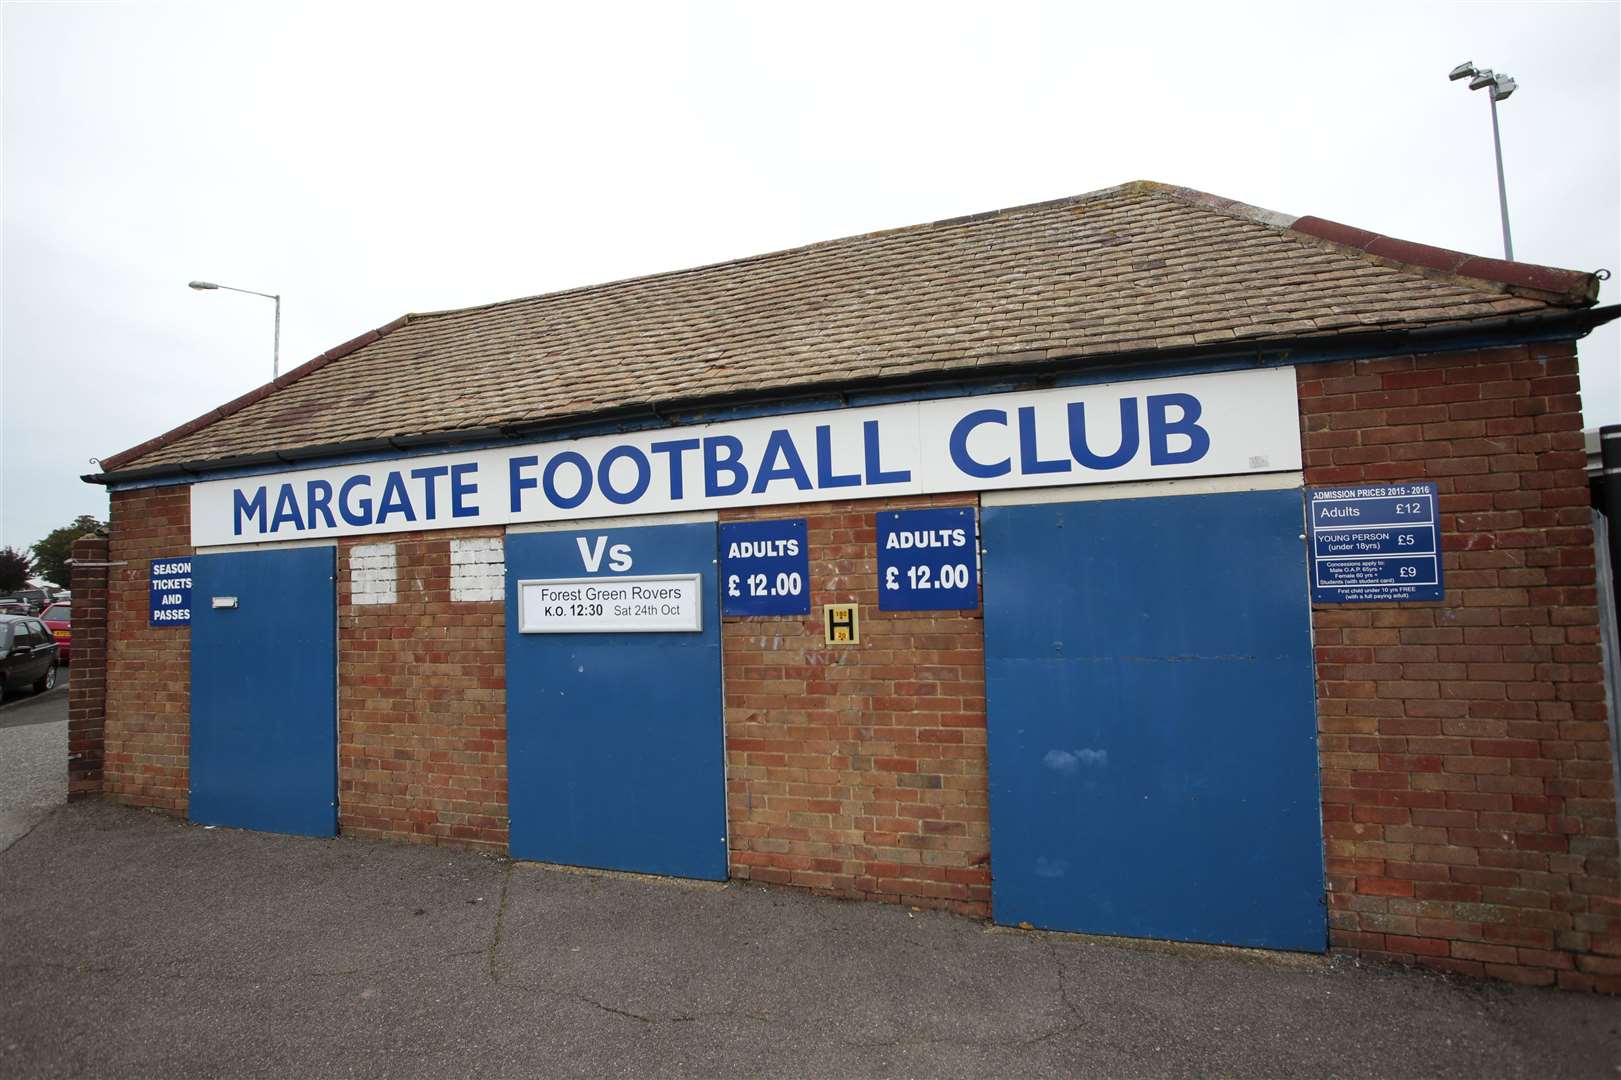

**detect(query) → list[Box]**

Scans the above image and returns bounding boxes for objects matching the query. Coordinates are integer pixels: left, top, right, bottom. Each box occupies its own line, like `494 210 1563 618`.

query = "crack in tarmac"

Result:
486 861 513 985
0 950 488 983
498 978 777 1027
0 802 61 856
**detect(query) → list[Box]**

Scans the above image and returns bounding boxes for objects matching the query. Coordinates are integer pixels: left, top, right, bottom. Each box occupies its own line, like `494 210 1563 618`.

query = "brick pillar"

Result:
68 533 109 800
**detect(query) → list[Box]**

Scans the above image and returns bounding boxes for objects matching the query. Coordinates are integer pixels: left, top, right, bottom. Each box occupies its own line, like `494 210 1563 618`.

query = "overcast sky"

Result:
3 0 1617 564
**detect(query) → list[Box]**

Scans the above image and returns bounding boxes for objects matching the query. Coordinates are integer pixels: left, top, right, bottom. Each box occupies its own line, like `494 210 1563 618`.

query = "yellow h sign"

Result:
824 603 860 645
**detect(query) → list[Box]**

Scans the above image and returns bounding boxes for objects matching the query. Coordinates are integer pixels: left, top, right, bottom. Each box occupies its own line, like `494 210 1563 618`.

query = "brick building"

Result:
78 181 1620 989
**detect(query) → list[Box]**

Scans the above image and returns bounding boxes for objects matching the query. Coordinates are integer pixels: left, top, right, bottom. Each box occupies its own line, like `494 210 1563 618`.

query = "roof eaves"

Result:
83 302 1620 489
98 314 413 472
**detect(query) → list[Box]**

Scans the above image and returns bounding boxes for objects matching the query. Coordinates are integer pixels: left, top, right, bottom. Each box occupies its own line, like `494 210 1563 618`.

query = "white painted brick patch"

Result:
451 538 505 602
350 543 397 605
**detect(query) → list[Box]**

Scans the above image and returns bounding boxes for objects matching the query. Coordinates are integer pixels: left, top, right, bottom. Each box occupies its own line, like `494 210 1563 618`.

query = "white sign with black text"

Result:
517 574 703 633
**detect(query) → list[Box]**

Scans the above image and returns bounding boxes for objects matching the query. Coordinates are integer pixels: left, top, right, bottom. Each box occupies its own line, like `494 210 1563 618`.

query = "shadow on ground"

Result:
1 802 1615 1079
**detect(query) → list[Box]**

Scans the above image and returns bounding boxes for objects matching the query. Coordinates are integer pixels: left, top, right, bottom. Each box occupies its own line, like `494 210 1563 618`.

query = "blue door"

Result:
983 488 1324 951
190 546 337 837
506 522 727 880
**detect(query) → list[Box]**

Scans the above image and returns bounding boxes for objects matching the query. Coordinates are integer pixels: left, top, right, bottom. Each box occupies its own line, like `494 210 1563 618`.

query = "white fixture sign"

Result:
517 574 703 633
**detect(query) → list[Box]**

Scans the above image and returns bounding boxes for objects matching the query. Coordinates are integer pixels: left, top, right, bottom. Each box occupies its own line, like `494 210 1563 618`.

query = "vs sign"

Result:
575 535 633 573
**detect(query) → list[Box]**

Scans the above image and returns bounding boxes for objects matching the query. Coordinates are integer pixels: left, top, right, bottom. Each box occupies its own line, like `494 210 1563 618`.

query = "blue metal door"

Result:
506 522 727 879
983 488 1325 951
190 546 337 837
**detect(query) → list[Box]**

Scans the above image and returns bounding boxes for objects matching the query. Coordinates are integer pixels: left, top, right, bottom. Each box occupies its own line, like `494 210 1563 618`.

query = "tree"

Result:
0 547 31 592
29 514 106 589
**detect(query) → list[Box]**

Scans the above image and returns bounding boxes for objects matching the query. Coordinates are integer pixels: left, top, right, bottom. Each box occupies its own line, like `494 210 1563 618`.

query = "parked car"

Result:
0 599 29 616
40 602 71 662
0 614 59 697
9 588 52 614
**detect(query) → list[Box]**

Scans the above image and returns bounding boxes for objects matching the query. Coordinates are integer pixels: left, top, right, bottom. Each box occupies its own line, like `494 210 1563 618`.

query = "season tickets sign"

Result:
190 367 1301 547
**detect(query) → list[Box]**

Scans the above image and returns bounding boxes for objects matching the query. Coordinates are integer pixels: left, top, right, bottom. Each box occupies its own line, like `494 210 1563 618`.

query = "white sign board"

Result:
190 366 1303 547
517 574 703 633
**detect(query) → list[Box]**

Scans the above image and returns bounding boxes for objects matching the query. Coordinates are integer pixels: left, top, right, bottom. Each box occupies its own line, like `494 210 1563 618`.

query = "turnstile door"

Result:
190 546 337 837
982 489 1325 951
505 523 727 880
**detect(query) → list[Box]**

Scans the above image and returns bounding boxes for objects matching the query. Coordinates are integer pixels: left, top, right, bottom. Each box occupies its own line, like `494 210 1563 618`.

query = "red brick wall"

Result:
720 495 991 916
337 532 507 850
1300 342 1619 991
88 340 1615 992
67 533 109 799
104 486 192 813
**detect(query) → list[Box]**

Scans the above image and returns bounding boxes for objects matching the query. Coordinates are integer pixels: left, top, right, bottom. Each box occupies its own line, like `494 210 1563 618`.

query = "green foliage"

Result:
29 514 106 589
0 547 32 592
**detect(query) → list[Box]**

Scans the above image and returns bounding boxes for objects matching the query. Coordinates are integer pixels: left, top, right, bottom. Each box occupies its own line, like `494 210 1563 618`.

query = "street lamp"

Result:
188 280 282 379
1449 61 1519 261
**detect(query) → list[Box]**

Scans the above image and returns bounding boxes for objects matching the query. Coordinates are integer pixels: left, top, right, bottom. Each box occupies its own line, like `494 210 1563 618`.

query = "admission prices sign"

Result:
1308 482 1443 603
877 507 978 611
720 519 810 616
189 367 1302 547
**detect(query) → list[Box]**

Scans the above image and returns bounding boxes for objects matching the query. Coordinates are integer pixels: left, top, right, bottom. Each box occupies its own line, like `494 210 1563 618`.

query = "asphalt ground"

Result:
0 667 67 853
2 796 1617 1079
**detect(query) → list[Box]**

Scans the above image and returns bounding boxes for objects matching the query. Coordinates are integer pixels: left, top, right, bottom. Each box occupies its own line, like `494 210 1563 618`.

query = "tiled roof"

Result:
102 180 1603 475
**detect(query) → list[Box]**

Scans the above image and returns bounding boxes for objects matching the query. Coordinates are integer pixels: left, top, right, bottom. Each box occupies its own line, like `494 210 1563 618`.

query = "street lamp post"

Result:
188 280 282 379
1449 61 1519 262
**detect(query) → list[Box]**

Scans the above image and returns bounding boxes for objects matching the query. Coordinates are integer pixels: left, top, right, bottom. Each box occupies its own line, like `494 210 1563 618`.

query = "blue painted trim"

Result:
104 321 1587 493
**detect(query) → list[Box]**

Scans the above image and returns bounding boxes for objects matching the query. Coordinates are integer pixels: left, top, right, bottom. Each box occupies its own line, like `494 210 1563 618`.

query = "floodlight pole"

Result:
1450 62 1517 262
1487 91 1514 262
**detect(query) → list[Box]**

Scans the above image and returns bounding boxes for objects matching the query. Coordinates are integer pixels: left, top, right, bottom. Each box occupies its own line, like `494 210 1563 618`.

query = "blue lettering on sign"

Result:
411 465 450 518
863 420 910 485
376 471 415 524
450 463 480 518
307 480 336 529
339 474 372 526
877 506 978 612
149 556 193 627
1309 482 1444 603
651 438 700 499
1018 407 1070 475
214 387 1229 541
598 445 651 505
1146 393 1210 465
543 451 592 510
705 436 749 497
510 456 540 512
233 487 267 536
230 463 491 536
752 430 812 494
1068 399 1138 469
950 410 1010 479
720 519 810 616
947 396 1207 480
815 425 861 488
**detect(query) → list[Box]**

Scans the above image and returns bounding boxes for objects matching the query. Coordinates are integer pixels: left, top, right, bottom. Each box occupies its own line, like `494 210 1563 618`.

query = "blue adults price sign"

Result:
149 557 193 626
720 519 810 616
877 506 978 611
1308 482 1443 603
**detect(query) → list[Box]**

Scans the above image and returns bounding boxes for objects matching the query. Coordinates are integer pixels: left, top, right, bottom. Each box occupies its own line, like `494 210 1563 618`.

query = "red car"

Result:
40 602 70 662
